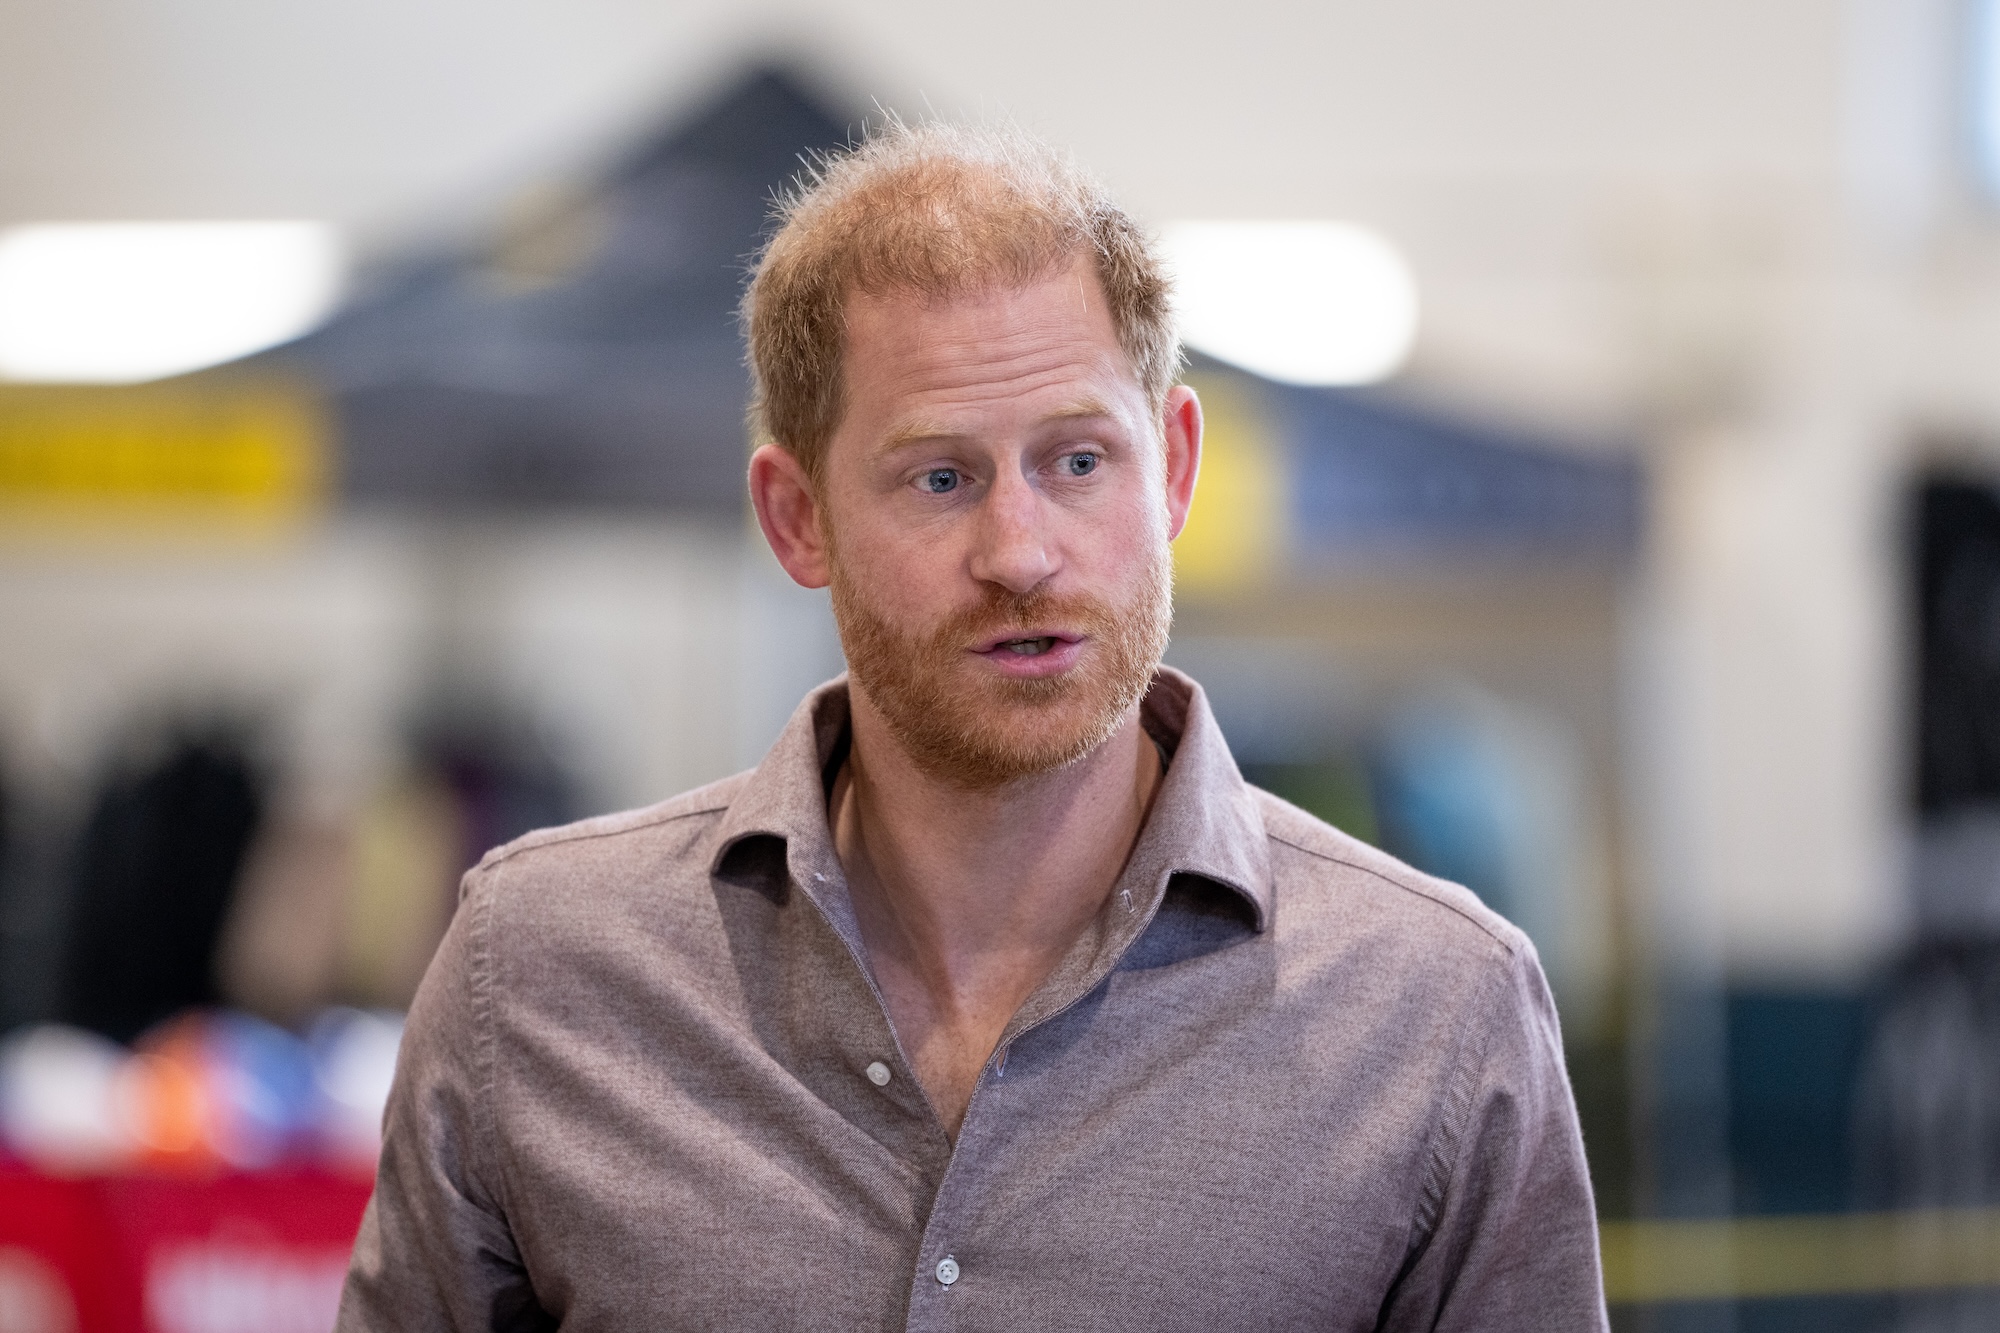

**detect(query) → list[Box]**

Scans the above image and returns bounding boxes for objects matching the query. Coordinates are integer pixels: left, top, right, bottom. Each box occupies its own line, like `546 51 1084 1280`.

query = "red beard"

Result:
830 546 1172 789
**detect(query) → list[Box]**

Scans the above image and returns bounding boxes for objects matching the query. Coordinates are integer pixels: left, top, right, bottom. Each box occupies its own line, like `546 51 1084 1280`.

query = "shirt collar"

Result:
1130 666 1272 931
708 665 1273 943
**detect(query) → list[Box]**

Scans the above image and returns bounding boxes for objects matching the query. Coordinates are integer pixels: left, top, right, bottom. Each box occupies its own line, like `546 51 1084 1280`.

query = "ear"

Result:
748 443 831 589
1161 384 1202 541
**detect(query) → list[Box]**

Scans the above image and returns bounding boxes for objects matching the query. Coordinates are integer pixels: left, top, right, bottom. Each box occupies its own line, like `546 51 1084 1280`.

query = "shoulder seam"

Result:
1265 829 1520 955
479 798 732 872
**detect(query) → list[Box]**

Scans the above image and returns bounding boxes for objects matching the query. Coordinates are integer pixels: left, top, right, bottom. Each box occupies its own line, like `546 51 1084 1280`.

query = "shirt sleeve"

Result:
335 868 553 1332
1377 937 1609 1333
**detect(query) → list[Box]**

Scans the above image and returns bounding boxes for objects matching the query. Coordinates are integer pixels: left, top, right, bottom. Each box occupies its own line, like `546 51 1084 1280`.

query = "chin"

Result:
884 662 1139 790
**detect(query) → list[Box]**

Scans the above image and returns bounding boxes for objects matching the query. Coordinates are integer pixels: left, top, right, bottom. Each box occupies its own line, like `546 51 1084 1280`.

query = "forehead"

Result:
836 256 1142 439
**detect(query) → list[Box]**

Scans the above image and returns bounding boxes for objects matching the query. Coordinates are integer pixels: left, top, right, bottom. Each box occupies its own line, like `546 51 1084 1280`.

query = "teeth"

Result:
1004 637 1054 655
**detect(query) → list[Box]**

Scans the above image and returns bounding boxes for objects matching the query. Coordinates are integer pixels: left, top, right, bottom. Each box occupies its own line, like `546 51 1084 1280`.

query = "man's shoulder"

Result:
466 771 751 900
1247 785 1530 970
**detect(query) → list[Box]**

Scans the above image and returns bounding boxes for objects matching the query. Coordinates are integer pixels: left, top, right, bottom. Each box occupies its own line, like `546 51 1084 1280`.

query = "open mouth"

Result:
971 630 1084 671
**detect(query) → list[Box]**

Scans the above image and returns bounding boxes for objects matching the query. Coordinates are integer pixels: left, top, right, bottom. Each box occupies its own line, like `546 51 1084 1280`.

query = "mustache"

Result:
924 585 1121 648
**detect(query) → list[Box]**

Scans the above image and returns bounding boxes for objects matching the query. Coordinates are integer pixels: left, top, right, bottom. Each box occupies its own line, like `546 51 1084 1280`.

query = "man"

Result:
339 123 1607 1331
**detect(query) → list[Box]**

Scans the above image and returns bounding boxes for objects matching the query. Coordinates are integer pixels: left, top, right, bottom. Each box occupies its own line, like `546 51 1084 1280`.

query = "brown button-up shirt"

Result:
338 669 1607 1331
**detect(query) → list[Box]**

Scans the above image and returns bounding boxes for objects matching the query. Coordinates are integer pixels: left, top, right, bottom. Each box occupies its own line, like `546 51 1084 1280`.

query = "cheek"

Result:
835 526 956 614
1071 498 1168 585
1103 479 1171 548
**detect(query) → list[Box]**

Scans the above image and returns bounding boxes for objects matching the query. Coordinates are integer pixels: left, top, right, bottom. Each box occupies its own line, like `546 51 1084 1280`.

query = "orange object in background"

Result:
118 1028 216 1172
0 1164 371 1333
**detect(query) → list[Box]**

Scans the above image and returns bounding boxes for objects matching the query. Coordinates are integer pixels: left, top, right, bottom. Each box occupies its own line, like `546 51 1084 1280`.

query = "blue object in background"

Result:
1363 686 1591 960
205 1009 323 1168
1725 990 1869 1216
1368 710 1524 926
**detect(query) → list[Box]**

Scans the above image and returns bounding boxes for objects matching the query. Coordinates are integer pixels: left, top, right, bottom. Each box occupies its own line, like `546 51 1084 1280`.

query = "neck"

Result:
830 681 1163 1135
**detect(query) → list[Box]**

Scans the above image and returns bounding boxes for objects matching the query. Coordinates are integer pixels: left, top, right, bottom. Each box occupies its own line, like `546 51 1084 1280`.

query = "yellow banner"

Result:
0 377 325 531
1171 372 1286 596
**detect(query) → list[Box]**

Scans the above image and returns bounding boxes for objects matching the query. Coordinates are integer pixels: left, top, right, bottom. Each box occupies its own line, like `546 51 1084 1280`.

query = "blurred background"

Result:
1 1 1998 1329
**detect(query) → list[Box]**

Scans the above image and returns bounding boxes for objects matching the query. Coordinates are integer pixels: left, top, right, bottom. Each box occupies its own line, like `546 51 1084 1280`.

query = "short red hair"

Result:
742 121 1180 485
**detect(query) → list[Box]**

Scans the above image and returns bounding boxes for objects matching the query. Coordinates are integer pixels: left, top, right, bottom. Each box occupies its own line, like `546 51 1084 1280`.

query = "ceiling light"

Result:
1162 220 1419 386
1972 0 2000 199
0 222 343 384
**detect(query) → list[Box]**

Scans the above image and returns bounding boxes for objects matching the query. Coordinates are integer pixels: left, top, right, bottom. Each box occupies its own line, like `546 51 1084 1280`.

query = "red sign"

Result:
0 1166 371 1333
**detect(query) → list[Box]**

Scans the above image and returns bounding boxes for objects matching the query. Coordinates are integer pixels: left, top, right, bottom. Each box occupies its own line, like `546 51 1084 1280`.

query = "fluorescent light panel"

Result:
1972 0 2000 200
0 222 343 384
1162 220 1418 386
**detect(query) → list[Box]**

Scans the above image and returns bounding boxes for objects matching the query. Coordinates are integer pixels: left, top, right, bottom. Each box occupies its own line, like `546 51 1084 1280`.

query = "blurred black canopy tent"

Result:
279 66 858 513
269 62 1639 553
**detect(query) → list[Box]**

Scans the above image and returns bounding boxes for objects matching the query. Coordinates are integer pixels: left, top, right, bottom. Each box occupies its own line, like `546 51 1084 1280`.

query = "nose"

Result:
966 468 1058 595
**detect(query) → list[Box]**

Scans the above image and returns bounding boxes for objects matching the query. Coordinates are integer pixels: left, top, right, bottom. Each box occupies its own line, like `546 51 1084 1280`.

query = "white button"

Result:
935 1256 960 1286
865 1061 892 1087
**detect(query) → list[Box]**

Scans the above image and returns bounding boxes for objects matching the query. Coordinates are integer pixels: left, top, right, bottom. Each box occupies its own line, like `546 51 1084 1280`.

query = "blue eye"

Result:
1063 453 1099 477
922 468 960 494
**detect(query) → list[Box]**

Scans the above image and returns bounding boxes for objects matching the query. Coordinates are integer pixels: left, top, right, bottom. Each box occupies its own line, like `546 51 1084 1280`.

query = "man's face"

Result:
814 255 1188 787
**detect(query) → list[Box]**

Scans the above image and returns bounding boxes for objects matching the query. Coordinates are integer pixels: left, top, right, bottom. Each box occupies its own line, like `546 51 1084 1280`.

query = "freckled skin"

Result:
748 256 1202 1133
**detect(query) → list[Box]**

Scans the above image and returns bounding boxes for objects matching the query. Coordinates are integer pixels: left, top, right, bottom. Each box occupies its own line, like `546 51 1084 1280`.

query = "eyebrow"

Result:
876 418 960 452
1044 395 1117 425
873 396 1121 455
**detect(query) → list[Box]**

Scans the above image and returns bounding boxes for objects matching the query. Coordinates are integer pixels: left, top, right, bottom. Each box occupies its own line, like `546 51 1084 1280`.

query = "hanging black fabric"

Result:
1915 479 2000 812
58 731 264 1043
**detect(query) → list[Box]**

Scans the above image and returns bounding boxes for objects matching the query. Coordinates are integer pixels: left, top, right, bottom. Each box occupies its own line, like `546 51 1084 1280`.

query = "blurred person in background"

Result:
337 123 1606 1331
